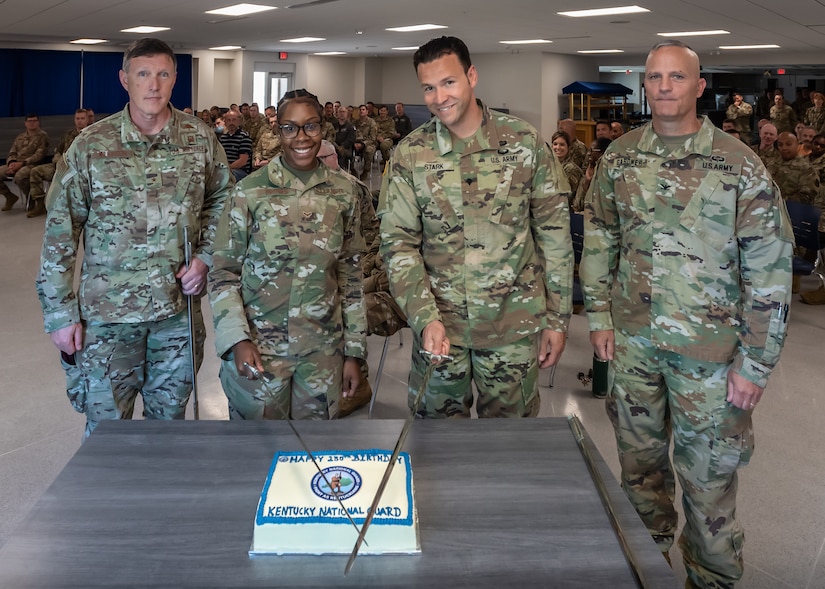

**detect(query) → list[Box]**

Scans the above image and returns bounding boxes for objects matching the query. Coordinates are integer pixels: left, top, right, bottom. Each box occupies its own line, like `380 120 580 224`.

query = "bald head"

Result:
760 123 777 147
777 132 799 161
646 40 701 77
558 119 576 139
643 40 705 134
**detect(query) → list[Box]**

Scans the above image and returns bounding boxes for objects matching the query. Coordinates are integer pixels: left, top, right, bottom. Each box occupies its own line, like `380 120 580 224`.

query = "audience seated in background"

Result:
353 104 378 182
374 105 396 171
771 91 797 134
333 105 357 173
572 136 611 212
393 102 413 143
804 91 825 135
558 119 588 170
610 121 624 140
725 92 753 143
252 112 282 169
243 103 267 143
756 122 779 168
0 113 50 212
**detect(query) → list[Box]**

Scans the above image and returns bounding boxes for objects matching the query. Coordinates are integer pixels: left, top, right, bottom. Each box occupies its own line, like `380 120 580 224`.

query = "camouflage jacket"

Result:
6 128 49 165
772 155 820 205
52 128 81 163
581 116 794 387
354 116 377 149
770 104 797 134
375 117 396 142
569 138 588 170
804 106 825 135
253 129 282 164
725 102 753 133
208 157 367 360
243 114 267 143
36 105 232 332
378 100 573 347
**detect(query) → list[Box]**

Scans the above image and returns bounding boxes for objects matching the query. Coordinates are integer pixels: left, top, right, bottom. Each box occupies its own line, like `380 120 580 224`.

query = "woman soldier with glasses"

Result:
208 89 368 420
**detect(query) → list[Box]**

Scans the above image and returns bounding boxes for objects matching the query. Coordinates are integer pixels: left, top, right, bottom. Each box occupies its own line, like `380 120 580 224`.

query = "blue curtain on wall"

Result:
0 49 193 117
0 49 82 117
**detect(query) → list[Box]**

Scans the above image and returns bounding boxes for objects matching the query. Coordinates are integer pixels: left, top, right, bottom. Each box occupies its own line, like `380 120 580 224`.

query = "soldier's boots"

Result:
800 285 825 305
26 199 46 218
1 194 18 211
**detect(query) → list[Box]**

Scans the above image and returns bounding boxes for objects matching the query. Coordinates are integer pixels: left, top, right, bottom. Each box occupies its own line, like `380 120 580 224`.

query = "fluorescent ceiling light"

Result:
558 5 649 17
719 44 780 50
280 37 325 43
658 30 729 37
205 3 276 17
391 46 419 51
578 49 624 53
500 39 552 45
70 38 107 45
314 51 346 55
210 45 242 50
121 26 170 34
611 69 636 72
386 24 447 32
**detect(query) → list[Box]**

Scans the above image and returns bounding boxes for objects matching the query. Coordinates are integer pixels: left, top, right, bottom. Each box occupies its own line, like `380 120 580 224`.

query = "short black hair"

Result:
413 36 472 73
122 38 176 72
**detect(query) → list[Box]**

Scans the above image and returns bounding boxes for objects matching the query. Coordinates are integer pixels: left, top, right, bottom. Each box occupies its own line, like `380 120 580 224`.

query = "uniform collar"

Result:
433 99 497 157
120 103 178 145
267 156 333 190
637 115 716 158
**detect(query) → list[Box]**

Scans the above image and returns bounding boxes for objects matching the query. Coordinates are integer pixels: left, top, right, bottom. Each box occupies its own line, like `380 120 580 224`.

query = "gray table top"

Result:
0 418 677 588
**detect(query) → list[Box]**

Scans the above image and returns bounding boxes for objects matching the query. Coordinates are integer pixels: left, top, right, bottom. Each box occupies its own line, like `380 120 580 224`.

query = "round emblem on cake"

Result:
311 466 362 501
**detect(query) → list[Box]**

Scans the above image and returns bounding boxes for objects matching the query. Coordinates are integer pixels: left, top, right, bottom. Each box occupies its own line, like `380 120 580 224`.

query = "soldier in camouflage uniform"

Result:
581 41 793 588
724 93 753 144
770 92 797 134
379 36 572 419
28 108 88 217
773 132 820 204
559 119 588 170
208 89 367 420
353 104 378 182
252 113 282 169
803 91 825 136
242 103 267 143
36 38 232 438
375 105 397 169
755 122 779 173
0 113 50 211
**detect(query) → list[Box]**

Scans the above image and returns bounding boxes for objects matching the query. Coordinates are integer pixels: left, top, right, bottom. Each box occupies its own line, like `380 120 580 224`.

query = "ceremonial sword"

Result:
183 226 199 420
243 362 364 540
344 350 452 576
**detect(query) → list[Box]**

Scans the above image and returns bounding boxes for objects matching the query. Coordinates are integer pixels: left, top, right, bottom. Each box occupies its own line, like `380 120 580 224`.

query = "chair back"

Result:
785 200 821 276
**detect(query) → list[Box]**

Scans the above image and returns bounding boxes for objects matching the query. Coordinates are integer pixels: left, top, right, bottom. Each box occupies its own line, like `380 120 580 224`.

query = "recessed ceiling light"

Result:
391 46 420 51
314 51 346 55
657 30 729 37
386 24 447 32
209 45 242 50
121 26 170 34
719 44 780 50
280 37 325 43
70 38 108 45
558 5 649 17
578 49 624 54
499 39 552 45
205 3 276 17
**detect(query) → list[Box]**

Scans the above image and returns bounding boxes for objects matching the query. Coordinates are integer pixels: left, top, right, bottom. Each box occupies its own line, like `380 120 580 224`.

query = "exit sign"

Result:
279 52 288 60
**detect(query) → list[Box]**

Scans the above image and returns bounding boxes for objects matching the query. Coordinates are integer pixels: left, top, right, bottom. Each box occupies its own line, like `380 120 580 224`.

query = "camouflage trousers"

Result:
29 162 56 201
63 306 205 439
219 347 344 420
607 331 753 589
0 163 33 197
408 331 540 418
378 139 393 164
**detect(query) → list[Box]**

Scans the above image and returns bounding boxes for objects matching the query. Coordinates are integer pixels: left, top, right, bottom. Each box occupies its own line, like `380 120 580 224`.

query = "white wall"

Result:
600 71 643 113
306 56 359 106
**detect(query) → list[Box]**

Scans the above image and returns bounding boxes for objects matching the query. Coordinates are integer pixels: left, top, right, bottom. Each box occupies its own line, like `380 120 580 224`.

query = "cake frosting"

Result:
250 449 420 555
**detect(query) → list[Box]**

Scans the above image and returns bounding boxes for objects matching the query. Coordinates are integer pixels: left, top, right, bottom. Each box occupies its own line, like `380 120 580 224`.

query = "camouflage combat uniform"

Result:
36 106 232 436
580 116 793 588
0 127 50 205
770 104 797 134
379 100 573 418
354 116 378 181
208 157 367 420
243 113 266 143
569 137 588 171
804 106 825 136
771 155 820 205
375 116 397 165
725 101 753 143
252 128 282 168
31 127 82 206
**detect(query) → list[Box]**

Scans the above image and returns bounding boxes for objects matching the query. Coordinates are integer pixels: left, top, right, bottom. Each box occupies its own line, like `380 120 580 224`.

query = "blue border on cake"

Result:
255 449 414 527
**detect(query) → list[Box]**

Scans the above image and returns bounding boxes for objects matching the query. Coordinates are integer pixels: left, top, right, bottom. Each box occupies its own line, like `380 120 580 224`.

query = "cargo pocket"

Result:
709 408 753 476
60 351 87 414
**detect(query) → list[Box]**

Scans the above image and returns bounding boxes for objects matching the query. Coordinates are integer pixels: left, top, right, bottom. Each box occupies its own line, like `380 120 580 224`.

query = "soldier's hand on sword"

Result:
233 340 264 379
422 320 450 364
176 257 208 296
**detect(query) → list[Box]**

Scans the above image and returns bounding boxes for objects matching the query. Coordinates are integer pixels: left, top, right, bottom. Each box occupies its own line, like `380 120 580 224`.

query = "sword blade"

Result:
344 359 435 575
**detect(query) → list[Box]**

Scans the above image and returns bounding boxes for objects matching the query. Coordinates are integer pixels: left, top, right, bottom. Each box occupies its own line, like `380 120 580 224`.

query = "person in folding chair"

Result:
379 36 572 419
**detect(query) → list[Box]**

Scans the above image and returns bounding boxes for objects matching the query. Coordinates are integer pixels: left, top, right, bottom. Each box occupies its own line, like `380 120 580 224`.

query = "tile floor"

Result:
1 201 824 588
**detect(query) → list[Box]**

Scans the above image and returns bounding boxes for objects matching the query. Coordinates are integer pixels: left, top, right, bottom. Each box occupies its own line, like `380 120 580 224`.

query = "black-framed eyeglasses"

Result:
279 122 322 139
814 142 825 148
